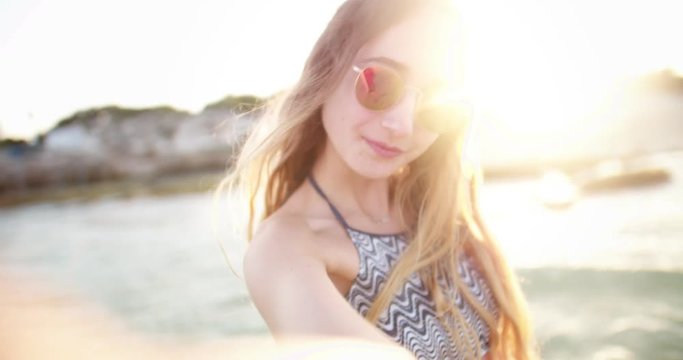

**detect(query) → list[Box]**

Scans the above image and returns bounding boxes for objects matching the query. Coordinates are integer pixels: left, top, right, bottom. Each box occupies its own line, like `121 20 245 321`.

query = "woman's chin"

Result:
347 159 405 180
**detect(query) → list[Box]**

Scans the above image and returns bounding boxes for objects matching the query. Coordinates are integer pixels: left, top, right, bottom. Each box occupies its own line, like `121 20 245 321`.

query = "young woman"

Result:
219 0 538 358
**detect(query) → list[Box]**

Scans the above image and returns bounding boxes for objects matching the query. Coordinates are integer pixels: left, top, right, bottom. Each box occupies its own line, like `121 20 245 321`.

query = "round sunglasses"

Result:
352 63 470 134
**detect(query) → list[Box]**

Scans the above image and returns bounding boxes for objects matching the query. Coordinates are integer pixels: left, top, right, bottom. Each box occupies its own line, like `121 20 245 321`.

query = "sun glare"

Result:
458 0 683 140
1 0 681 139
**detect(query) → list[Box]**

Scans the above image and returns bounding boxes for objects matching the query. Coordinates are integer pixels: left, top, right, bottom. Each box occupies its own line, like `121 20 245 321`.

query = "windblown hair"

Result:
216 0 538 358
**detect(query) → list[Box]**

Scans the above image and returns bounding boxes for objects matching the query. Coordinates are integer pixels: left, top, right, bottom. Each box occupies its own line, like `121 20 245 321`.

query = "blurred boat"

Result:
573 158 671 193
537 156 672 209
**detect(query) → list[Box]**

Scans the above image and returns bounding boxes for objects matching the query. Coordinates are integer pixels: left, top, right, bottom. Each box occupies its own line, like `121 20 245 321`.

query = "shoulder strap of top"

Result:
307 175 351 230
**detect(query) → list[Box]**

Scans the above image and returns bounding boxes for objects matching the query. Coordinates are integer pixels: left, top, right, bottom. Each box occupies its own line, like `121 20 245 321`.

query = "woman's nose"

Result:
380 89 420 136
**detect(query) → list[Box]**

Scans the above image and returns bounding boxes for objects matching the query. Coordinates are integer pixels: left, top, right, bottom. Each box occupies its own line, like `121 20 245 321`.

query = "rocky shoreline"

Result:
0 96 263 205
0 170 227 207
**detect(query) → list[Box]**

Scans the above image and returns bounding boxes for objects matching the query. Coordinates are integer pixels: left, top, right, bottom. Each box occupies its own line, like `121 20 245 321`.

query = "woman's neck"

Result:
310 143 395 223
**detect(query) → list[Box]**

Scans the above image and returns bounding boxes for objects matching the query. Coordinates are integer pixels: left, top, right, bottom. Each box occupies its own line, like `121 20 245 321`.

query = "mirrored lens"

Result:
354 66 404 111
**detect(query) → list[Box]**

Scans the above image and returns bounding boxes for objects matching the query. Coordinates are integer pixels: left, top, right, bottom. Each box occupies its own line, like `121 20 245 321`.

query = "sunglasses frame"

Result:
351 64 423 113
351 63 471 134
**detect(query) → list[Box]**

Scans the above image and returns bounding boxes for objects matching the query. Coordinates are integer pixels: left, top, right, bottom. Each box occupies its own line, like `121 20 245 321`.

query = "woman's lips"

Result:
364 137 404 158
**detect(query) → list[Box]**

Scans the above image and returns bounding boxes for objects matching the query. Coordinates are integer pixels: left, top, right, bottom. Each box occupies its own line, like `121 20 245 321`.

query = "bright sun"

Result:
457 0 683 137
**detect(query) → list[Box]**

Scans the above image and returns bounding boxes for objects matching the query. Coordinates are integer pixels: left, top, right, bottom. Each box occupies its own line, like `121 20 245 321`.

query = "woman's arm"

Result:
0 270 413 359
243 217 391 343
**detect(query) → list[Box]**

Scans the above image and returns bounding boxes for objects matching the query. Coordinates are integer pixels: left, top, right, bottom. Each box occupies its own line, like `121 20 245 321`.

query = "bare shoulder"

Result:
242 210 326 320
242 208 392 342
244 210 322 280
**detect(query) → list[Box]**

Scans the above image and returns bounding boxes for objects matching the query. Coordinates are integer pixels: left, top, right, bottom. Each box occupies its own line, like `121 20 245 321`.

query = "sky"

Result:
1 0 682 140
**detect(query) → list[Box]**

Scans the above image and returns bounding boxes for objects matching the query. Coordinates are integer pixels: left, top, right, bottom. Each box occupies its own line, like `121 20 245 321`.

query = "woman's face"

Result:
321 9 460 179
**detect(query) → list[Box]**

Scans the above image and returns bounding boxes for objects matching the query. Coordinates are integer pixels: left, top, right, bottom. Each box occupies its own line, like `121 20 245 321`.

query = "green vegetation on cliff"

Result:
0 138 29 149
203 95 267 113
54 105 190 131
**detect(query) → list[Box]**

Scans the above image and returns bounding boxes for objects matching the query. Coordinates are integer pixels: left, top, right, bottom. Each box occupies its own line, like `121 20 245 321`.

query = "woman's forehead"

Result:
355 11 462 87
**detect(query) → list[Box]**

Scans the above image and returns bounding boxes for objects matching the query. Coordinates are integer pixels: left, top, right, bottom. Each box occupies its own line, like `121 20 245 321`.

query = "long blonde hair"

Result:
217 0 538 358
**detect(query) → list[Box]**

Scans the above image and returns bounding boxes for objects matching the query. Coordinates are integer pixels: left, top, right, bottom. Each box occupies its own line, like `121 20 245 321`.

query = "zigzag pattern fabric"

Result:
345 229 498 360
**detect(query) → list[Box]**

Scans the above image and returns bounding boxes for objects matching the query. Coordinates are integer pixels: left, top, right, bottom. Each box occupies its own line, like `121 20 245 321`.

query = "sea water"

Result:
1 152 681 359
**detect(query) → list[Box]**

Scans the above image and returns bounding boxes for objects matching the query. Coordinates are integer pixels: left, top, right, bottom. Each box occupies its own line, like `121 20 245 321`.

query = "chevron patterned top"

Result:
344 228 498 359
307 176 498 359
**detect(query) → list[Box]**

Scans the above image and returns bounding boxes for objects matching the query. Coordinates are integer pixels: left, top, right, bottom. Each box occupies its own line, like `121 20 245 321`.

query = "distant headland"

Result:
1 71 682 206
